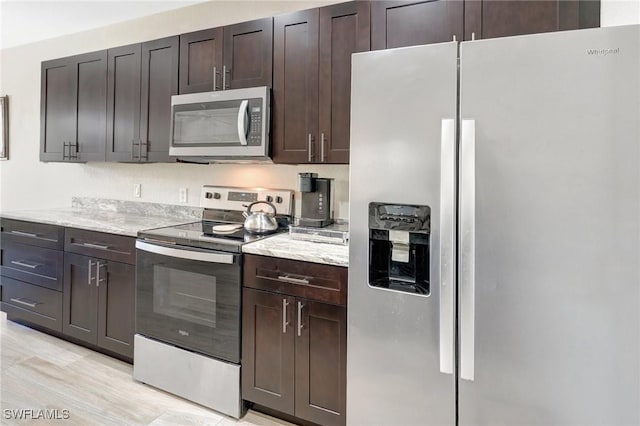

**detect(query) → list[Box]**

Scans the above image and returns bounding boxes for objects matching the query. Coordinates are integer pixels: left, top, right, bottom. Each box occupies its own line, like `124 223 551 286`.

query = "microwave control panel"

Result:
249 105 262 145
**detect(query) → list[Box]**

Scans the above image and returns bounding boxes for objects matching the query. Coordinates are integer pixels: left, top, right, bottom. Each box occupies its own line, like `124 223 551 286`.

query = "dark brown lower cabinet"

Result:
243 287 347 426
295 299 347 426
242 289 296 414
63 252 135 359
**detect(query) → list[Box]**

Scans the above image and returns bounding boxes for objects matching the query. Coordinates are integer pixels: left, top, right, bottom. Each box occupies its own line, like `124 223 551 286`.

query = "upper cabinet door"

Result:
106 44 142 162
224 17 274 89
41 52 107 162
140 36 179 163
74 51 107 162
179 28 224 94
40 57 76 162
371 0 463 50
318 1 370 164
464 0 601 40
272 9 320 164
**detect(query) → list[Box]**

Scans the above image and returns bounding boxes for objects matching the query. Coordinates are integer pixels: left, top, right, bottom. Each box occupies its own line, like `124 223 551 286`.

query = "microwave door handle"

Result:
237 100 249 146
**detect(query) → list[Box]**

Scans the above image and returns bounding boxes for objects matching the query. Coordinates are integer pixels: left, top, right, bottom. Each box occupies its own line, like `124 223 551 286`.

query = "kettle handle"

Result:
246 201 278 216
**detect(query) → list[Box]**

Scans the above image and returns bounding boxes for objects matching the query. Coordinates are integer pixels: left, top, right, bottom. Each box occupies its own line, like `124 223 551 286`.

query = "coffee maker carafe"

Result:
298 173 334 228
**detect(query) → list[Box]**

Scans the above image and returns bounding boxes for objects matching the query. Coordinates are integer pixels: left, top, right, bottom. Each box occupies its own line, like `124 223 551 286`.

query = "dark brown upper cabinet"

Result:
179 28 223 94
273 2 370 164
106 44 142 162
371 1 464 50
179 18 273 94
140 36 179 163
464 0 600 40
106 37 178 162
223 17 273 90
273 9 320 164
40 51 107 162
319 1 370 164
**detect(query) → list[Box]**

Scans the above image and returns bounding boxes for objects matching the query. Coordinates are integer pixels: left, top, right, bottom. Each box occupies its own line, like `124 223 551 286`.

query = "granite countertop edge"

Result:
242 233 349 268
0 208 194 238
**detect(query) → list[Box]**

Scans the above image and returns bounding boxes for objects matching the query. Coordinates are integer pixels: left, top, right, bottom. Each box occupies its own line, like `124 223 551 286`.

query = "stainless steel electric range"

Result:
133 186 293 418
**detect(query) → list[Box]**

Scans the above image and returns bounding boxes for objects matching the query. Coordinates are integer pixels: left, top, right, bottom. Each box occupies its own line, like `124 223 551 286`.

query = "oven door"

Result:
169 86 269 159
135 240 241 363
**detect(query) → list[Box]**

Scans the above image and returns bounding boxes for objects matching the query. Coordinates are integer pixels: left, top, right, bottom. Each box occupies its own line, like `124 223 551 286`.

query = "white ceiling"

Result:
0 0 207 49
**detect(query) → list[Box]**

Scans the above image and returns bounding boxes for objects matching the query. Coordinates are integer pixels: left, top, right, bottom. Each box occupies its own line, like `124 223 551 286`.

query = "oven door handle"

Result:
136 240 235 264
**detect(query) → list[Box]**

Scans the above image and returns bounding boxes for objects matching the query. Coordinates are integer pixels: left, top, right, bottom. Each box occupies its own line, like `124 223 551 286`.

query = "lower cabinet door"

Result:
242 288 295 415
97 261 135 358
62 253 98 344
295 299 347 426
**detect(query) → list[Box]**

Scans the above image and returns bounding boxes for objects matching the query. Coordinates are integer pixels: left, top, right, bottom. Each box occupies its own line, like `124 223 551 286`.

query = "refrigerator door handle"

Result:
460 119 476 381
439 118 456 375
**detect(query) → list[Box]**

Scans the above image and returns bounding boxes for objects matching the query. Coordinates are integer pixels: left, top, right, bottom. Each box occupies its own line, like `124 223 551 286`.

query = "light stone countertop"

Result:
0 198 202 237
242 233 349 267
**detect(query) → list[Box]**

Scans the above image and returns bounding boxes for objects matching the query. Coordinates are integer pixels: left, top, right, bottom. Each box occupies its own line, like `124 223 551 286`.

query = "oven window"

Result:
152 266 217 328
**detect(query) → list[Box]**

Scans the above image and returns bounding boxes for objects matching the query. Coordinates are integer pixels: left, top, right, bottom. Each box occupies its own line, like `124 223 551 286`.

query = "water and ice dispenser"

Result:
368 202 430 295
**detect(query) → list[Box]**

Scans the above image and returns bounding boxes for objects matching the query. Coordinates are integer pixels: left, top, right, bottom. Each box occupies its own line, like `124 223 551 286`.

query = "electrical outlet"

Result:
178 187 188 203
134 183 141 198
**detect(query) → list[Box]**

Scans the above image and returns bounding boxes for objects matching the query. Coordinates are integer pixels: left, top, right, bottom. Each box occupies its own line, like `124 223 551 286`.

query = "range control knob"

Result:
205 192 213 199
213 192 221 200
266 195 274 203
275 196 283 204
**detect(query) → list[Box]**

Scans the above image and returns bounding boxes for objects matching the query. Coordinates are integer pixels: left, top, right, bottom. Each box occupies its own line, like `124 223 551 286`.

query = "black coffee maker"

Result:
297 173 334 228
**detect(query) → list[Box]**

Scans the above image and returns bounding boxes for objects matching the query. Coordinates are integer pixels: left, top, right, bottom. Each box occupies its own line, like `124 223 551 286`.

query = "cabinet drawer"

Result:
1 276 63 332
243 254 347 306
65 228 135 264
1 241 63 291
1 219 64 250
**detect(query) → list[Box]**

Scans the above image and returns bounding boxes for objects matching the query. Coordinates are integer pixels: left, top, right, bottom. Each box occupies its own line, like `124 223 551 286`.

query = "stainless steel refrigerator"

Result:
347 25 639 426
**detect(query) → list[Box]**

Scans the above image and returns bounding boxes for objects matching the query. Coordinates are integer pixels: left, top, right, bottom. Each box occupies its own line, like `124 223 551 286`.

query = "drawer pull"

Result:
10 230 39 238
82 242 111 250
10 260 40 269
10 297 39 308
277 275 310 285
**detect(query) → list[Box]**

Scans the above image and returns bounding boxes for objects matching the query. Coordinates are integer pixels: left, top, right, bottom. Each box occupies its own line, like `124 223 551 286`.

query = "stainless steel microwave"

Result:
169 86 270 162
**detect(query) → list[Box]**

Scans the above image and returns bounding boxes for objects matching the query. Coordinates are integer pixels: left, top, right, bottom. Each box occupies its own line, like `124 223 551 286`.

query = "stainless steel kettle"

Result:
243 201 278 234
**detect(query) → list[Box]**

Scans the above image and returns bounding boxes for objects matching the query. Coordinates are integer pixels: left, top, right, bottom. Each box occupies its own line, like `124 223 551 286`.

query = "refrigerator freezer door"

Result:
348 42 458 425
459 25 640 425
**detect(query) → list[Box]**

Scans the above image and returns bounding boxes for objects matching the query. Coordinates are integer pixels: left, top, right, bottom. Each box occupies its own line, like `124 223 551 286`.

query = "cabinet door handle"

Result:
297 301 304 337
277 275 310 285
223 65 228 90
9 298 39 308
68 142 78 160
307 134 313 162
88 260 96 285
96 262 106 287
282 298 289 333
10 230 39 238
213 66 218 91
140 141 148 161
320 133 326 162
10 260 40 269
62 141 68 160
131 140 138 161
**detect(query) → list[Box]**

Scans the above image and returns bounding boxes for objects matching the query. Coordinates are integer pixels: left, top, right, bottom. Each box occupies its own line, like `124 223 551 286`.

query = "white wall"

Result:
601 0 640 26
0 0 348 219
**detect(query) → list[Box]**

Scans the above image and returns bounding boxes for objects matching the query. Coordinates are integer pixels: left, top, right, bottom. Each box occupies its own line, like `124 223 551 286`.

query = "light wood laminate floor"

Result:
0 312 294 425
